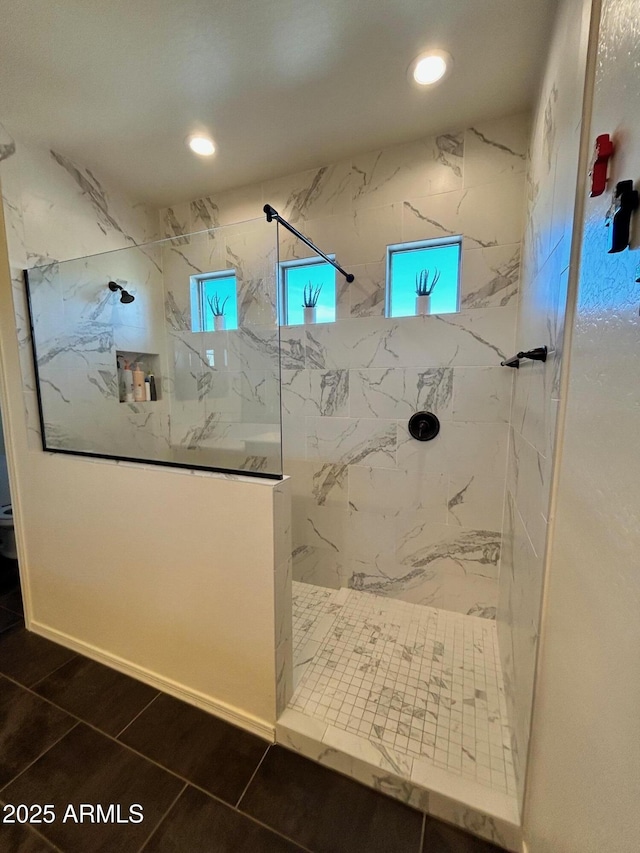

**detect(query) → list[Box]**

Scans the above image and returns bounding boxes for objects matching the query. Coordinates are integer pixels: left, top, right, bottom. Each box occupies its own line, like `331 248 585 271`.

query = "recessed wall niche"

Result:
116 350 162 403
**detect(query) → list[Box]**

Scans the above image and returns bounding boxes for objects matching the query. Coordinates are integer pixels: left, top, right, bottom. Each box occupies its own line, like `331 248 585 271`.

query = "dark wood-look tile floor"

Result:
0 585 22 616
0 576 23 635
119 692 269 806
0 585 504 853
0 607 21 634
239 745 423 853
0 820 57 852
0 624 76 687
34 656 159 737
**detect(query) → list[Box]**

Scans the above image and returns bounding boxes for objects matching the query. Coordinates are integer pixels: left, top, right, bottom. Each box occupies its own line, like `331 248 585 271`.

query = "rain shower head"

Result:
108 281 135 303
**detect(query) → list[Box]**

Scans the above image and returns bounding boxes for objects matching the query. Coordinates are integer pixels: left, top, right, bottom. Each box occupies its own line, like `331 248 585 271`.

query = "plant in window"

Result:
415 268 440 315
302 281 322 307
207 293 229 331
302 281 322 324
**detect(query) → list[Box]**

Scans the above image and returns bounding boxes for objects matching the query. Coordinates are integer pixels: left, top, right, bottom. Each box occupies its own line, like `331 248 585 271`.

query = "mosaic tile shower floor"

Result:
290 581 516 798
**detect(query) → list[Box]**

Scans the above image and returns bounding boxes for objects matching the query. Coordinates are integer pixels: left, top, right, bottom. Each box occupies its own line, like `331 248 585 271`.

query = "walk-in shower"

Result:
23 112 529 848
275 287 521 844
262 113 529 850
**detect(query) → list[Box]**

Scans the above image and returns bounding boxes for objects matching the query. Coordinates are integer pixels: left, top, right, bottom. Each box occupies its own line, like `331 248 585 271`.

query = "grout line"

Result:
0 586 23 616
233 742 271 809
28 653 80 690
115 692 161 740
232 770 316 853
0 617 22 636
0 721 80 796
0 796 65 853
231 744 316 853
136 781 188 853
233 814 315 853
419 810 426 853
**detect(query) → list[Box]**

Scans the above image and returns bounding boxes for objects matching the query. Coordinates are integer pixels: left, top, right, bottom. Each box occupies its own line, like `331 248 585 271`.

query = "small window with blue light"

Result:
191 271 239 331
387 239 461 318
280 258 336 325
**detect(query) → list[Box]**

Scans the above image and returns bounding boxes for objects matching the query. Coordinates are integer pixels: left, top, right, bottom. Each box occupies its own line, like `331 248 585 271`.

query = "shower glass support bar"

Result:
263 204 355 283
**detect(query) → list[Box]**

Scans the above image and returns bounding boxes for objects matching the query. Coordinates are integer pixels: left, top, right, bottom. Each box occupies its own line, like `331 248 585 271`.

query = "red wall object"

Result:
590 134 614 197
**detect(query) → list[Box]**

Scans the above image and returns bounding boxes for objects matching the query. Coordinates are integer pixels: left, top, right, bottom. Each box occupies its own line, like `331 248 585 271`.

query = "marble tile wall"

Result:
160 113 528 615
0 126 162 457
27 243 171 460
274 477 293 715
496 0 590 806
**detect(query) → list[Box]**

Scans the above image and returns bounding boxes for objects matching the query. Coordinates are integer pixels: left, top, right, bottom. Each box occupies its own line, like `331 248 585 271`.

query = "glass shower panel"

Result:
25 217 283 478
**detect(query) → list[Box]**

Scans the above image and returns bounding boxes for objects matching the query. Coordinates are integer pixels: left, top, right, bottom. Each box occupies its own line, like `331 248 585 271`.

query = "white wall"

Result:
0 130 289 734
524 0 640 849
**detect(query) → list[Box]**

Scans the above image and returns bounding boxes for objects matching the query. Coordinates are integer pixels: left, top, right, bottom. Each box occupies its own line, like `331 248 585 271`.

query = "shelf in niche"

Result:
117 350 162 403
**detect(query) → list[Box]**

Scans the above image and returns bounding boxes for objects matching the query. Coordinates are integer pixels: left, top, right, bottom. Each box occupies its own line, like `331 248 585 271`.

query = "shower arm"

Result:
263 204 355 283
500 346 548 368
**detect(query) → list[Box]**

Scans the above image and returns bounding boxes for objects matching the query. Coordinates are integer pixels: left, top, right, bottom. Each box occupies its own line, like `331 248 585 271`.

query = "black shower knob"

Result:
408 411 440 442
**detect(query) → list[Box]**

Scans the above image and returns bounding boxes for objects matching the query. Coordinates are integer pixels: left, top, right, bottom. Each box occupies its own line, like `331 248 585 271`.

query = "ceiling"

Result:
0 0 556 207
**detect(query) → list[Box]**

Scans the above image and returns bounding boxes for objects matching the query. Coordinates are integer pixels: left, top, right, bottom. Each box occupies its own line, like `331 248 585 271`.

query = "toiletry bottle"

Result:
123 360 134 403
148 373 157 401
144 376 151 401
133 363 146 402
117 356 125 402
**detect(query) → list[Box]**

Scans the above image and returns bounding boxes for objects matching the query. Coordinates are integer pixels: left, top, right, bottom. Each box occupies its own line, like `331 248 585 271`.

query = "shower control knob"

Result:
408 411 440 442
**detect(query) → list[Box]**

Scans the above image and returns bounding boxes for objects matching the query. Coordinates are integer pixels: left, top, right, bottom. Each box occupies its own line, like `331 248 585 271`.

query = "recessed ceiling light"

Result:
187 135 216 156
408 50 452 87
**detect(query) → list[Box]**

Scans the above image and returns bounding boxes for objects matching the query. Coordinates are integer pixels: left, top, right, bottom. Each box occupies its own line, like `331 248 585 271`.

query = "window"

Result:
191 271 238 331
387 238 461 318
279 257 336 325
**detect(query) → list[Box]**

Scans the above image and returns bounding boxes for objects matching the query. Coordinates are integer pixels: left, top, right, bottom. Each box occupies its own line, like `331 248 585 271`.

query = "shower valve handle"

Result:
408 411 440 442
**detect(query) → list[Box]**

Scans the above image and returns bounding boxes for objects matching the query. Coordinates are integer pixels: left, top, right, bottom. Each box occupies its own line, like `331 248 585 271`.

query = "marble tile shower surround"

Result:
22 221 283 474
26 245 172 461
0 130 282 473
160 115 528 321
159 111 529 618
496 0 590 807
279 311 515 613
0 130 160 456
274 478 293 716
0 122 15 164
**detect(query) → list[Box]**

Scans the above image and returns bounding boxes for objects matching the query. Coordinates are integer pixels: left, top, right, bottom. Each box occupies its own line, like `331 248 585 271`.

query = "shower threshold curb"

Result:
276 707 522 853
